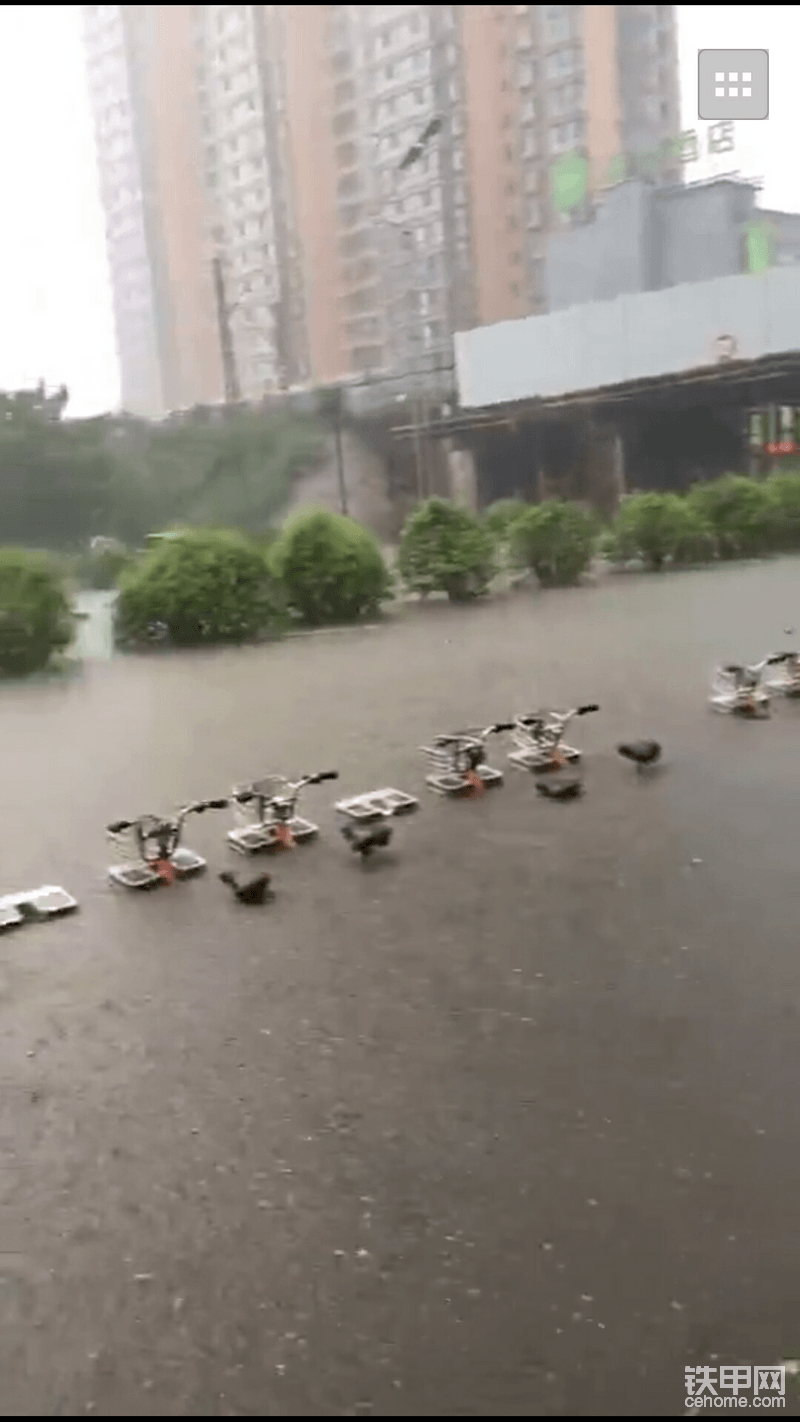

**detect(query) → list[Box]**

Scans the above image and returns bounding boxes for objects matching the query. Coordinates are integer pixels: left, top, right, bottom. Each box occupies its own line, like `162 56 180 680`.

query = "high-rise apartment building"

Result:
83 5 227 417
83 5 681 417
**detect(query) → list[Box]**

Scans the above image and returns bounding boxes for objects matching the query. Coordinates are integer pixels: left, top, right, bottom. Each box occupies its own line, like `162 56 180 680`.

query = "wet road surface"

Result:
2 560 800 1416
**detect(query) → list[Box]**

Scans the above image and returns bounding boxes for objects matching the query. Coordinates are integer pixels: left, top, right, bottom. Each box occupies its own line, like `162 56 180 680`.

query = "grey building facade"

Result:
546 175 800 313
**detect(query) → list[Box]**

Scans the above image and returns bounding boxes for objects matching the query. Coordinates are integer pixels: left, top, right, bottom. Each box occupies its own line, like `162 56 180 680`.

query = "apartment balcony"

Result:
336 140 359 172
332 106 358 140
341 280 382 318
337 200 364 232
333 79 357 110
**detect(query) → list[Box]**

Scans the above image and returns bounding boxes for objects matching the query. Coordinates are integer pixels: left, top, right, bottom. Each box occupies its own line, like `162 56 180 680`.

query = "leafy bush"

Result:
0 547 74 677
483 498 530 570
398 497 495 600
670 503 718 565
114 528 285 648
608 492 715 570
687 474 778 559
766 473 800 551
510 500 598 587
483 498 528 539
271 508 392 625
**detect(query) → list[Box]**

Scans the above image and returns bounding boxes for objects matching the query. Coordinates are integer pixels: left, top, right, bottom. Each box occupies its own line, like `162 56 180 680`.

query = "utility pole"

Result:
319 385 349 516
212 254 241 405
396 116 443 504
333 385 348 517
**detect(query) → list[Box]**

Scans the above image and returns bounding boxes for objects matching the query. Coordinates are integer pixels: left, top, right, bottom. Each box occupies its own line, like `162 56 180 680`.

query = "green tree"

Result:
114 528 286 648
765 473 800 551
398 497 495 600
511 500 598 586
608 493 715 570
272 509 392 625
687 474 778 559
0 387 326 553
0 548 74 677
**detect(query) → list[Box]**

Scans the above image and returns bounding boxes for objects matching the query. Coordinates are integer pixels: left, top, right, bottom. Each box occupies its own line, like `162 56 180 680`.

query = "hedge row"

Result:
113 513 392 650
4 475 800 675
601 474 800 569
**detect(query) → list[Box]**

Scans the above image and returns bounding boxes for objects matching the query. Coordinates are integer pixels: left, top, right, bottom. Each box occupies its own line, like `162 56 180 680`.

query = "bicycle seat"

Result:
722 664 744 675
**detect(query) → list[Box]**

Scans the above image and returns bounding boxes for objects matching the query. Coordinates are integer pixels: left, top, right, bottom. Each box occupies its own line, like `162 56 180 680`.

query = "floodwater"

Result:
72 590 117 661
2 559 800 1416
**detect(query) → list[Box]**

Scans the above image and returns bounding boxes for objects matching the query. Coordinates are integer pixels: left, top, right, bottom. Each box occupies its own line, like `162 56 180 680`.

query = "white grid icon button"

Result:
699 49 768 119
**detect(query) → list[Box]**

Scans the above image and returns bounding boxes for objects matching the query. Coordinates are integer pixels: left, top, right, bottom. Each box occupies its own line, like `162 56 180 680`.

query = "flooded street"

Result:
2 560 800 1416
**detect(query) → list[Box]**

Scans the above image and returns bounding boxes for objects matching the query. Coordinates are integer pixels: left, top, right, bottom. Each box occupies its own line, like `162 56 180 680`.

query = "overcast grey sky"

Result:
0 5 796 418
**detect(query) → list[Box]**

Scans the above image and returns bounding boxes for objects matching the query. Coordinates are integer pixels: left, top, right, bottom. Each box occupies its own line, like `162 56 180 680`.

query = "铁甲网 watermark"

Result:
685 1365 785 1408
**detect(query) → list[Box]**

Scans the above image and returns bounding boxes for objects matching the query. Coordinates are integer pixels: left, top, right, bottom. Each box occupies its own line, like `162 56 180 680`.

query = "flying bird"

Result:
536 778 584 801
340 820 394 858
617 740 662 770
219 870 274 905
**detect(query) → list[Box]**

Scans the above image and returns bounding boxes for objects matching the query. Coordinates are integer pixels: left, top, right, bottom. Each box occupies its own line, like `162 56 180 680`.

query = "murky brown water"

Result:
2 560 800 1416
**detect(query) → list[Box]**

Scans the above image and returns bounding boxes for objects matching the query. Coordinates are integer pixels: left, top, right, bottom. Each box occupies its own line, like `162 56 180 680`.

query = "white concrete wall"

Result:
455 267 800 409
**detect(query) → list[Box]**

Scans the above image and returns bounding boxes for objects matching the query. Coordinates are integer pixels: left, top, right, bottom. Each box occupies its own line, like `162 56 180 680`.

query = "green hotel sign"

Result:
550 123 775 275
550 121 736 214
744 221 776 274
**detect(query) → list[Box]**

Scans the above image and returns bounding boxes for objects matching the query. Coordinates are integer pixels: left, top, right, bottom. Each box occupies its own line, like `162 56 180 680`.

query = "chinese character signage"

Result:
550 125 736 215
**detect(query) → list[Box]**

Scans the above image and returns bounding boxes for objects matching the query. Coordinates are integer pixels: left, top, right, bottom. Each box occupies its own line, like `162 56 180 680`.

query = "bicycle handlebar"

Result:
517 704 600 729
437 724 513 744
296 770 339 788
106 798 229 835
232 771 339 807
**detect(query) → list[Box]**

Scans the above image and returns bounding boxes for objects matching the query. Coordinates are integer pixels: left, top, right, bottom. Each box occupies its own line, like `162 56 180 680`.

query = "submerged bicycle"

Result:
106 797 229 889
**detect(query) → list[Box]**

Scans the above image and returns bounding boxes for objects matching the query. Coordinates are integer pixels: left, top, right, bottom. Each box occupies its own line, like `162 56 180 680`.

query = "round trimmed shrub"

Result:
0 548 74 677
510 500 598 587
687 474 778 559
114 528 285 647
609 492 715 570
766 473 800 551
271 508 392 625
398 497 495 601
483 498 528 539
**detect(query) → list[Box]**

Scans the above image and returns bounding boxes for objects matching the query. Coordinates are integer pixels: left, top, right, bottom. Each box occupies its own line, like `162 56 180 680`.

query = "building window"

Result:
545 7 570 44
